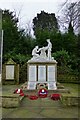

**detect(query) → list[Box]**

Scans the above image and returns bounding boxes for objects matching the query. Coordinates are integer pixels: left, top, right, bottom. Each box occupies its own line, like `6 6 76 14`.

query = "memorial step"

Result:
27 82 36 90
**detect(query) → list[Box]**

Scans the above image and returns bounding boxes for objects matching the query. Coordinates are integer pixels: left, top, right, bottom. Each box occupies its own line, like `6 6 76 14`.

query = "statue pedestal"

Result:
27 58 57 90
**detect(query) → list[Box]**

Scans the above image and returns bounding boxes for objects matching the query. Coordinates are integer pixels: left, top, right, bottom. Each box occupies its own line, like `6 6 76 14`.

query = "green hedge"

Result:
57 66 79 84
57 74 79 83
19 63 27 83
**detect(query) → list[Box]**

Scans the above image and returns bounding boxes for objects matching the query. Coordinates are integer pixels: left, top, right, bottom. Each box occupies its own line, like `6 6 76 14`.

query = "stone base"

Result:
21 82 65 90
1 94 23 108
27 82 57 90
27 59 57 90
60 93 80 106
23 88 70 96
56 82 65 89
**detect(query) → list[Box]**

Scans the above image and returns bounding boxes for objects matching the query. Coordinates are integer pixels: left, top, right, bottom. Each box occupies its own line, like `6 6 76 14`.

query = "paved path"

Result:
2 97 79 118
1 84 79 119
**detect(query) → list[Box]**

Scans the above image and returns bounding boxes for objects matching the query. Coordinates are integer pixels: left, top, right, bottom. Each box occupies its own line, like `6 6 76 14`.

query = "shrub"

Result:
52 49 70 66
19 62 27 83
3 52 31 65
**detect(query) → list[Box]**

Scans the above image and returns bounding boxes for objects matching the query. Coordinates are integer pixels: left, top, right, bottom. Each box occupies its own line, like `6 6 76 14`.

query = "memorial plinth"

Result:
27 58 57 90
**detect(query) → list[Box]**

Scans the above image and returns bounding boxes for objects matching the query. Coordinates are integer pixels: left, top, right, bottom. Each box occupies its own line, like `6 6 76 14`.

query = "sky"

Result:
0 0 79 32
0 0 65 27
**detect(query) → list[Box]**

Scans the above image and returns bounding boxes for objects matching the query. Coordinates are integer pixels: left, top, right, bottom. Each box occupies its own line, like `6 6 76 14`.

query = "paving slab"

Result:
2 97 79 118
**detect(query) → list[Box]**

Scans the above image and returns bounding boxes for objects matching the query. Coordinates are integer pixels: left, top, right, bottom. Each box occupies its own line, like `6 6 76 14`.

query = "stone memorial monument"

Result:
2 58 19 84
27 39 57 90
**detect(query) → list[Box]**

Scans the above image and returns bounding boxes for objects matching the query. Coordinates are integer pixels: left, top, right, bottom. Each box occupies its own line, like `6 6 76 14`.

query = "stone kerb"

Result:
2 94 20 108
60 93 80 106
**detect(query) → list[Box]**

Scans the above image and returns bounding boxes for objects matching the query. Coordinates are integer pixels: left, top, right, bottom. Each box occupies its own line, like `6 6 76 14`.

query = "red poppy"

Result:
39 94 47 98
38 88 48 98
50 94 61 100
14 89 23 94
20 93 25 96
29 95 38 100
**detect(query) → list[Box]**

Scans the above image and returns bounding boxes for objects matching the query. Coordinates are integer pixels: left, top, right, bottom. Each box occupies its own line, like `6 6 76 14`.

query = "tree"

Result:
68 21 74 34
2 10 35 55
2 10 20 54
33 11 59 38
57 1 80 34
2 9 36 64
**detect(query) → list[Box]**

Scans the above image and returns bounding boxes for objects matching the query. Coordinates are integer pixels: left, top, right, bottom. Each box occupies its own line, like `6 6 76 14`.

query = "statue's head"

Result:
36 46 38 49
47 39 50 42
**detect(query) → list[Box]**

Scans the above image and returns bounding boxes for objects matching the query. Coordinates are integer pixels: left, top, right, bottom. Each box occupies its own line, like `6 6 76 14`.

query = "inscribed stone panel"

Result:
29 65 36 81
48 66 55 81
6 65 14 79
38 65 46 82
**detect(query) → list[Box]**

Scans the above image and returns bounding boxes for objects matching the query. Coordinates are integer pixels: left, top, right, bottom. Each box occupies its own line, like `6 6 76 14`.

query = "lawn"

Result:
62 83 79 96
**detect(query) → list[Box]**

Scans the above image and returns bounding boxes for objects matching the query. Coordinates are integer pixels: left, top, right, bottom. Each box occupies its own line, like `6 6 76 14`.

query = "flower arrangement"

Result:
50 94 61 100
13 88 25 96
36 83 48 89
29 95 38 100
38 88 48 98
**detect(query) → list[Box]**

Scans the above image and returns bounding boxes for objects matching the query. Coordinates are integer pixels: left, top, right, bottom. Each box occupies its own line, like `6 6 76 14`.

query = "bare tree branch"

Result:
57 0 80 34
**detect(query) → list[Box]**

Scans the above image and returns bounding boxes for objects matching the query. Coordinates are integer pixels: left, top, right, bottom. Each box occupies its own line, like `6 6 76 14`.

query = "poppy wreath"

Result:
19 92 25 96
29 95 38 100
13 88 25 96
38 88 48 98
50 94 61 100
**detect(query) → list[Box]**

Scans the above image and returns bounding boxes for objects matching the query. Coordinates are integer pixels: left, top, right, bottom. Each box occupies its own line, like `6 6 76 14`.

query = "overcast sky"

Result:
0 0 79 29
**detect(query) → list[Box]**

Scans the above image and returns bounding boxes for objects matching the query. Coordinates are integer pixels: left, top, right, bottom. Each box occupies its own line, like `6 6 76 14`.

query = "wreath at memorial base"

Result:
36 83 48 89
29 95 38 100
19 93 25 96
50 94 61 100
13 88 25 96
14 89 23 94
38 88 48 98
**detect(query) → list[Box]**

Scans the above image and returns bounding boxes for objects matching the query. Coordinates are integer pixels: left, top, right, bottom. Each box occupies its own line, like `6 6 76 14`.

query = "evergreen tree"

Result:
2 10 20 54
2 9 36 64
33 11 59 38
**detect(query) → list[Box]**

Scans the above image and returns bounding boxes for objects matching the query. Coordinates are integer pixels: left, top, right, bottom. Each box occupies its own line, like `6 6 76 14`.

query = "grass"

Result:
62 83 79 96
